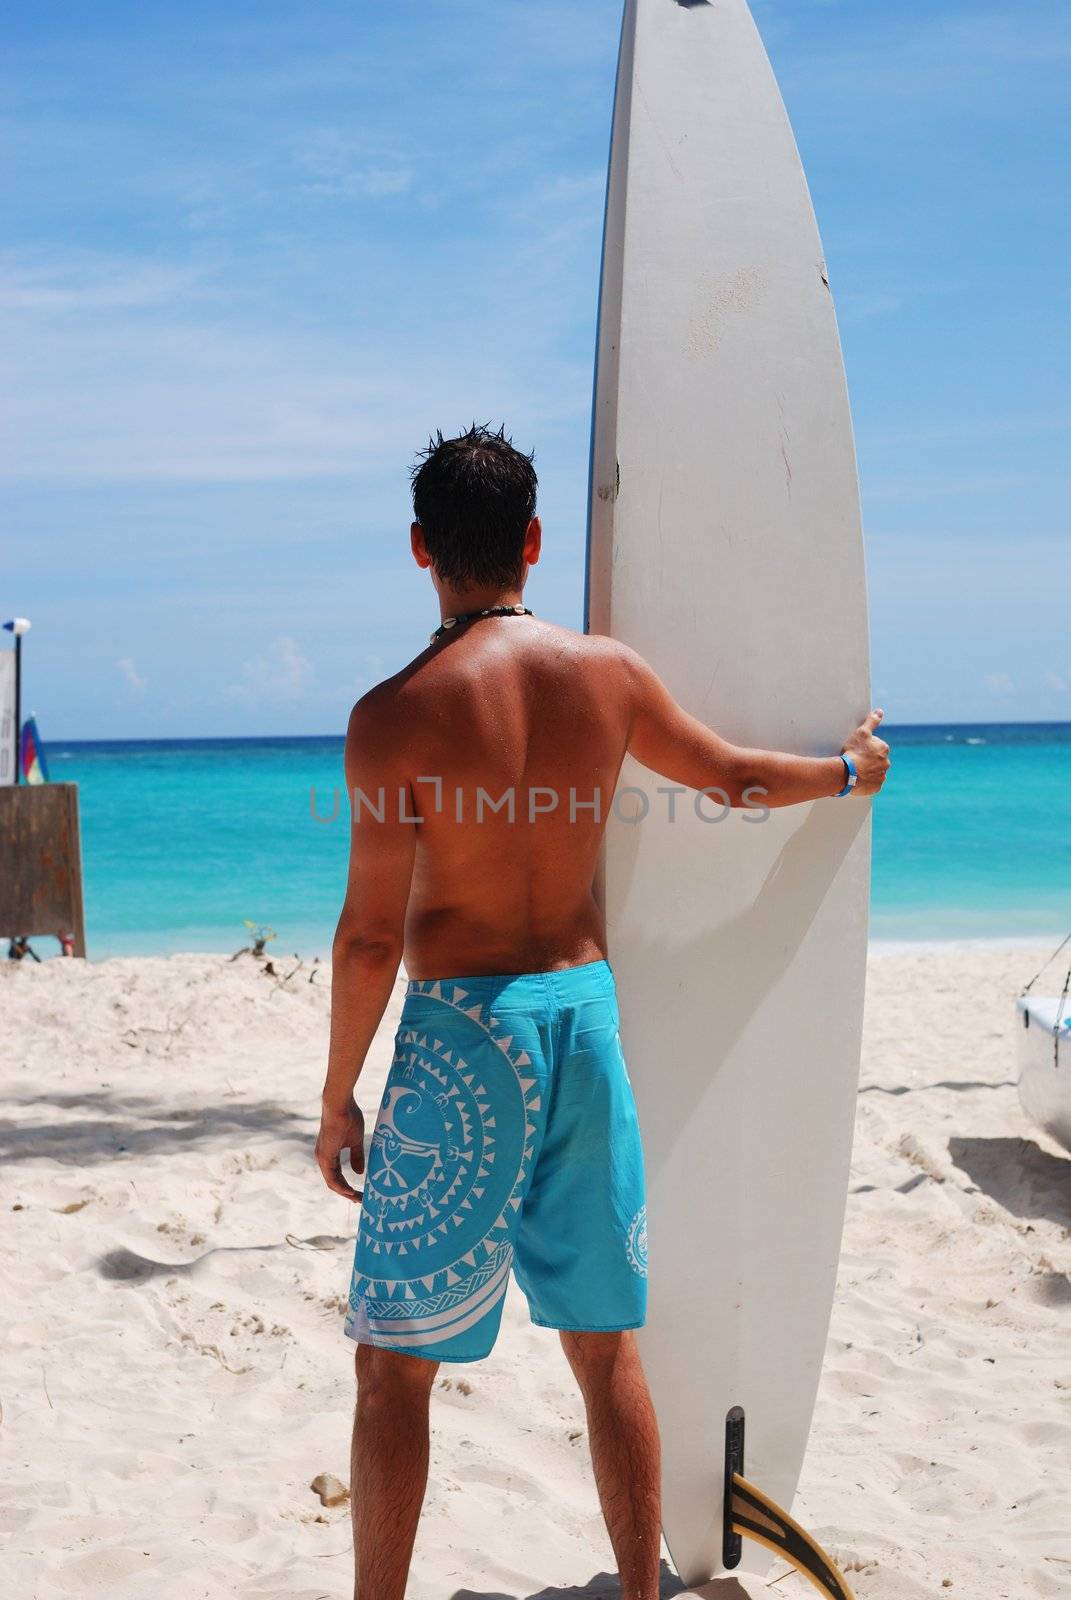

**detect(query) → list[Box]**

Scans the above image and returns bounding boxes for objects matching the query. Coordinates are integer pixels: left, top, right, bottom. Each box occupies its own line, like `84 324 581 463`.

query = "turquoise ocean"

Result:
31 723 1071 959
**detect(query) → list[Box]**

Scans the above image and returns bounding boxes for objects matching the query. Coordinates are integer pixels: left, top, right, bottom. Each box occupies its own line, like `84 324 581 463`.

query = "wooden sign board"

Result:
0 783 87 957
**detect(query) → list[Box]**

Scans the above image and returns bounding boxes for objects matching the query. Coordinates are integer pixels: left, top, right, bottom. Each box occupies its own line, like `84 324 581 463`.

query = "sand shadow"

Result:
859 1078 1017 1096
948 1134 1071 1227
450 1573 623 1600
451 1564 756 1600
97 1230 351 1284
0 1088 316 1166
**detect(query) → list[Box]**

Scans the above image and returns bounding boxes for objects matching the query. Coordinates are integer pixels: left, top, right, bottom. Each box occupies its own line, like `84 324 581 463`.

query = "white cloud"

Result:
947 10 1071 64
305 165 412 199
865 473 1034 505
0 238 589 484
983 673 1015 696
0 252 209 313
1044 671 1067 693
116 657 147 694
860 410 1071 450
293 129 413 199
837 290 904 324
230 636 314 704
763 5 1071 114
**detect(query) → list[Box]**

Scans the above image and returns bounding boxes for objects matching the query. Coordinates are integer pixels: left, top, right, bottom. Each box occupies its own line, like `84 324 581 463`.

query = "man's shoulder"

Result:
532 620 636 670
346 625 643 735
569 628 650 683
353 664 414 711
344 669 420 763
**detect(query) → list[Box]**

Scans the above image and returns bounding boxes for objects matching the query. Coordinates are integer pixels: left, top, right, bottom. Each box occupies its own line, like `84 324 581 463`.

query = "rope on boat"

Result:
1021 933 1071 1070
1020 932 1071 995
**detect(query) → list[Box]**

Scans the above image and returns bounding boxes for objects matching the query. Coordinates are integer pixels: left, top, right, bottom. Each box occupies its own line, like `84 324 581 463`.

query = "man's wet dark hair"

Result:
411 423 537 588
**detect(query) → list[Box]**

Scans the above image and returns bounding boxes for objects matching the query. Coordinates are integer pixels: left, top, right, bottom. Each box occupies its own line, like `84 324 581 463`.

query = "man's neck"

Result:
436 584 526 622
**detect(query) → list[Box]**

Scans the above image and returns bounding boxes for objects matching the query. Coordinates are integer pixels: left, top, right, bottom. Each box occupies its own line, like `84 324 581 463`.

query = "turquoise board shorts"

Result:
344 959 647 1363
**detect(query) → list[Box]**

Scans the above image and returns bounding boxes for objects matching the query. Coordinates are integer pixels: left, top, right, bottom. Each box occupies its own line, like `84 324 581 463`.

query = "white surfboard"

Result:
586 1 871 1586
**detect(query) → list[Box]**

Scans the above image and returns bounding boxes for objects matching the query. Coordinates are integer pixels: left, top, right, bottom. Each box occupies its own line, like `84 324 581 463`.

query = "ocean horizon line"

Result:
40 718 1071 752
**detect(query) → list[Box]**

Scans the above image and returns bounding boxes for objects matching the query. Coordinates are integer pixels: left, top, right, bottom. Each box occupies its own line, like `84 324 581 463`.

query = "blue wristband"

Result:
836 754 857 797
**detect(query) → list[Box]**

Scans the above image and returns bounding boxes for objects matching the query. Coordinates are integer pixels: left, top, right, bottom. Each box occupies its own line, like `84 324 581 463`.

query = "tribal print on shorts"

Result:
344 980 544 1360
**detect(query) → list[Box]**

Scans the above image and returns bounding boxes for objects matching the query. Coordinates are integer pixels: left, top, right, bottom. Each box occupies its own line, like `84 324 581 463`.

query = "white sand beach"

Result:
2 945 1068 1600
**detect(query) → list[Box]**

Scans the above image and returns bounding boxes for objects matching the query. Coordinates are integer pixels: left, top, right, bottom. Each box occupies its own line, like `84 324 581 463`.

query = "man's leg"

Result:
560 1329 662 1600
351 1344 439 1600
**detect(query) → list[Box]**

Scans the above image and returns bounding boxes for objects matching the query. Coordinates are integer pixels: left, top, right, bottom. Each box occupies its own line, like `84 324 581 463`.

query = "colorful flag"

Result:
20 716 49 784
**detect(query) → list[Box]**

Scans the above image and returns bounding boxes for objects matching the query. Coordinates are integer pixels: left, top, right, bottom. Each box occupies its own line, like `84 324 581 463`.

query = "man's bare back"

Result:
353 618 635 977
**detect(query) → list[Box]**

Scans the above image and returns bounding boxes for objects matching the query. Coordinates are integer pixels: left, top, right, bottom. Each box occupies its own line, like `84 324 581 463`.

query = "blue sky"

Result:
4 0 1069 737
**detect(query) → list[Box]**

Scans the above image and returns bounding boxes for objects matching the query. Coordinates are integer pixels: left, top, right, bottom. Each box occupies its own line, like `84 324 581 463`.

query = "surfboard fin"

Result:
723 1406 856 1600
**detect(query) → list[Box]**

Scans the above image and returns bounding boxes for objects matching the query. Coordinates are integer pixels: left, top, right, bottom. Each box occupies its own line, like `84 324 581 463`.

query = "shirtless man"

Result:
317 424 889 1600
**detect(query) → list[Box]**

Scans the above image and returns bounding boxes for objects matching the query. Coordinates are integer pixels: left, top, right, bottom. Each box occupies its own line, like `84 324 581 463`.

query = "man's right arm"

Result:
316 694 416 1202
619 646 890 806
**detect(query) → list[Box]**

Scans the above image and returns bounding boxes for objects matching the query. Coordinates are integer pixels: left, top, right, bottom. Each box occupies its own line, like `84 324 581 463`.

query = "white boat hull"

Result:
1017 996 1071 1153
